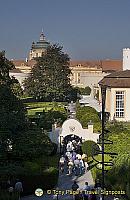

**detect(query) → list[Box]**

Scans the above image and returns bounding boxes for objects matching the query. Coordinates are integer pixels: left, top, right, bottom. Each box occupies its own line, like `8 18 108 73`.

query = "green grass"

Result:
88 154 112 180
25 102 66 116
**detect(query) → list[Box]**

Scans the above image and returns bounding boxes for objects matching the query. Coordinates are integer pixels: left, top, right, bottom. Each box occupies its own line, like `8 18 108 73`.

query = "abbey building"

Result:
9 32 122 95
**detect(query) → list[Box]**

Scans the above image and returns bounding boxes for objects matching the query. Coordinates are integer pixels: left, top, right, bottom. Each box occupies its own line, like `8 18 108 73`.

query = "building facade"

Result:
99 70 130 121
9 32 123 92
28 31 50 60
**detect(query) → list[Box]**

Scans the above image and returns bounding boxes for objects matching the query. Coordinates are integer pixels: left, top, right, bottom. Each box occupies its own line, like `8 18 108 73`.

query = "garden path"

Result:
21 162 94 200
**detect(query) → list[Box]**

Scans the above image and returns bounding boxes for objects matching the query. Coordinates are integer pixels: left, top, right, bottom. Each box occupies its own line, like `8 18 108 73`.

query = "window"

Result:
115 91 124 118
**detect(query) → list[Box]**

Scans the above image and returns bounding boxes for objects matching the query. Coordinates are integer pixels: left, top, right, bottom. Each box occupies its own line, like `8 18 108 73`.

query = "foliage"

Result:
0 190 19 200
76 86 91 95
82 140 100 157
0 51 14 86
91 122 130 198
37 109 67 130
23 44 72 101
0 155 59 196
12 128 54 161
11 81 23 98
0 52 26 162
76 105 101 132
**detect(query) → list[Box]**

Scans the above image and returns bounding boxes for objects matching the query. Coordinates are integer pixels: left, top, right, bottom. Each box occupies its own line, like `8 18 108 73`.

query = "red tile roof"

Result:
70 60 122 72
12 59 123 72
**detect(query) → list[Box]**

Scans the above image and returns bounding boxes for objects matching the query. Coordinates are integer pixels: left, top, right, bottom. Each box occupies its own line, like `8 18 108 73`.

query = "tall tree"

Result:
24 44 72 101
0 51 14 86
0 51 26 161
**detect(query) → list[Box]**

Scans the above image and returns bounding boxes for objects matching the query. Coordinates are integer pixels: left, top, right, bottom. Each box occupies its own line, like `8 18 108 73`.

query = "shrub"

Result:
49 143 58 155
82 140 100 157
0 164 59 196
0 191 19 200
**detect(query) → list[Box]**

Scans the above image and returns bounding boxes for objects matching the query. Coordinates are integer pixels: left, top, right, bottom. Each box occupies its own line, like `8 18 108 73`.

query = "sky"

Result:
1 0 130 60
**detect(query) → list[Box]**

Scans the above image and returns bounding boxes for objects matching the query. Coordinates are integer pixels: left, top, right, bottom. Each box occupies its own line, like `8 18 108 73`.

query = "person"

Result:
67 141 73 152
72 181 80 200
94 179 101 200
74 157 80 176
82 182 91 200
68 159 74 175
89 189 97 200
79 158 84 175
15 179 23 199
7 179 14 196
59 155 65 173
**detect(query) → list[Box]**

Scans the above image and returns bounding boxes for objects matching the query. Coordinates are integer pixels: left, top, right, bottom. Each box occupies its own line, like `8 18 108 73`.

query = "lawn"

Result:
24 102 66 116
88 154 112 180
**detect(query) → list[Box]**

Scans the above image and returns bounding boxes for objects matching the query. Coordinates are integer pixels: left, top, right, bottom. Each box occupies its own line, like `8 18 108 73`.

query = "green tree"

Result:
82 140 100 157
11 81 23 98
24 44 72 101
13 128 54 160
0 52 26 162
0 51 14 86
76 86 91 95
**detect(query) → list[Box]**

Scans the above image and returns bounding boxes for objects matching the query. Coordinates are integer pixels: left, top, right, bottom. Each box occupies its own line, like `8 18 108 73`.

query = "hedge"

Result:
0 166 59 196
82 140 100 157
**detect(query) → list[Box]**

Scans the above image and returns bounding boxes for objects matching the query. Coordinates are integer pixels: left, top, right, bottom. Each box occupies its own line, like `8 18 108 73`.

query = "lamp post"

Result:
101 85 106 199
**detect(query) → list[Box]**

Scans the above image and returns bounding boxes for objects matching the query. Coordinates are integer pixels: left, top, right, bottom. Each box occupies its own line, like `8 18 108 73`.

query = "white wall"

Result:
110 88 130 121
123 48 130 70
9 72 29 86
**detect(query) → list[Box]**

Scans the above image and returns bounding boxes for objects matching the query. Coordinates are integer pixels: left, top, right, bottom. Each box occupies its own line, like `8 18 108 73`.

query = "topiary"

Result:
82 140 100 157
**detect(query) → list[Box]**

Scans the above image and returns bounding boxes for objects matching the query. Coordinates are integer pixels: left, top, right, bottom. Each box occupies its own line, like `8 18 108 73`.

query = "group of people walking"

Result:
59 139 102 200
59 140 86 176
71 180 101 200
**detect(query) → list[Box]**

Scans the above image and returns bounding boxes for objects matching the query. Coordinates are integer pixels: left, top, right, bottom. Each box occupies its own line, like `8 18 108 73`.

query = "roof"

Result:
12 59 36 68
70 60 101 68
10 68 22 73
99 70 130 88
70 60 122 72
105 70 130 78
12 59 122 72
101 60 122 72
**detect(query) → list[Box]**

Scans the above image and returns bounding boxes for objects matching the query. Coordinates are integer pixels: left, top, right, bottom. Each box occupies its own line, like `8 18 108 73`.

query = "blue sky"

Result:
1 0 130 60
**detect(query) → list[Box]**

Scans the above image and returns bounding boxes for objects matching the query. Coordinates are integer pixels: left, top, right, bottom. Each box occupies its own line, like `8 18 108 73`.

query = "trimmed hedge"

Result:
82 140 100 157
76 105 101 132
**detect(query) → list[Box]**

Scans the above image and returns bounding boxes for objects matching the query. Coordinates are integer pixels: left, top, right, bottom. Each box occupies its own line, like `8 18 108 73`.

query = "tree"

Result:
23 44 72 101
0 51 14 86
11 81 23 98
82 140 100 157
0 51 26 162
76 86 91 95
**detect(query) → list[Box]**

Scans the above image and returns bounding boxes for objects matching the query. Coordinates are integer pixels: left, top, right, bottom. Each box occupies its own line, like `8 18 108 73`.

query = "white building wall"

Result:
79 72 108 88
123 48 130 70
9 72 29 86
110 88 130 121
125 88 130 121
110 88 115 121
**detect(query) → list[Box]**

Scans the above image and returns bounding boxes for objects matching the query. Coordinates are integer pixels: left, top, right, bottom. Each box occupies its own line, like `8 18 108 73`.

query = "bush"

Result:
76 105 101 132
20 167 59 195
76 86 91 95
49 143 58 155
0 164 59 196
0 190 19 200
82 140 100 157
